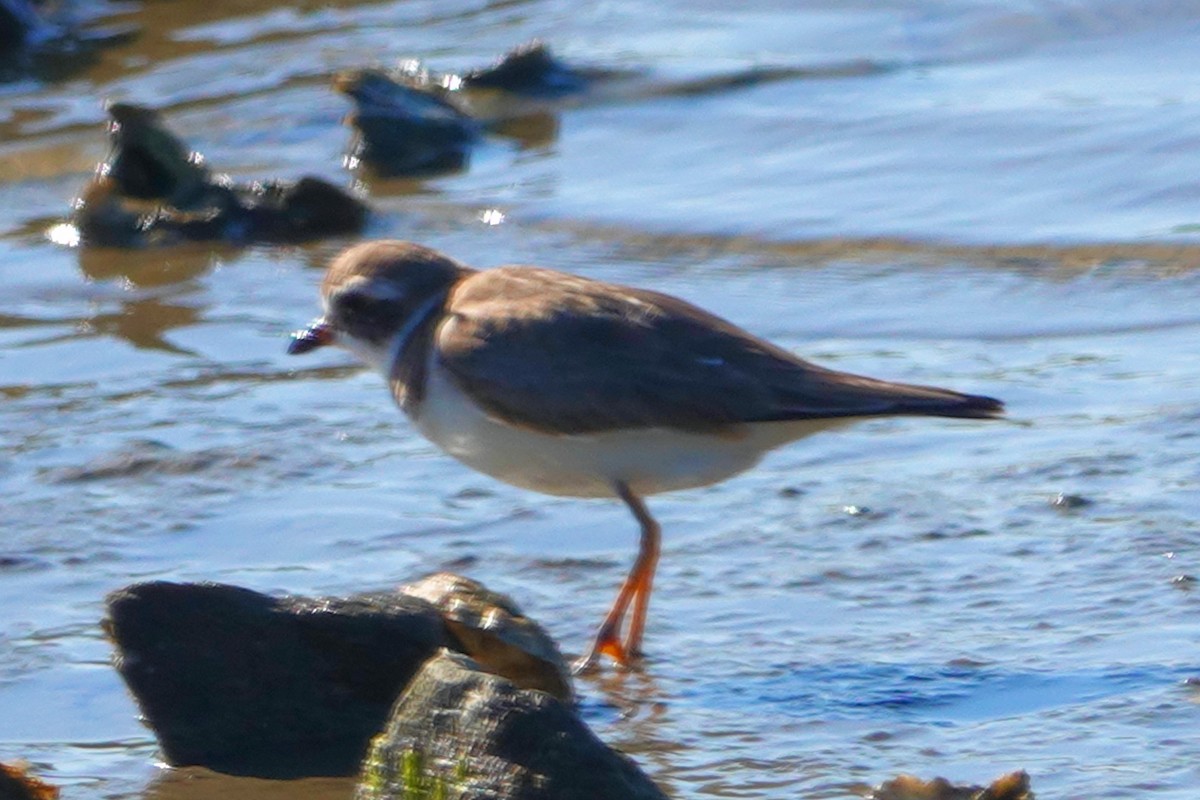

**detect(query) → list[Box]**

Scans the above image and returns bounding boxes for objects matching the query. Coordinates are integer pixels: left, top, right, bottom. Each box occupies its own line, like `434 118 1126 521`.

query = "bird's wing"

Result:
435 267 1002 436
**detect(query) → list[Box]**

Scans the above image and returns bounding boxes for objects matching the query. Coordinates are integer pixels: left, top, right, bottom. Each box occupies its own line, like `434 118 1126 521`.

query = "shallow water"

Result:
2 1 1199 798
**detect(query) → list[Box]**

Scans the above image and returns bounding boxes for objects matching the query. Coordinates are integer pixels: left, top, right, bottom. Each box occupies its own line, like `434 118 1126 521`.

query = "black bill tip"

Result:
287 320 333 355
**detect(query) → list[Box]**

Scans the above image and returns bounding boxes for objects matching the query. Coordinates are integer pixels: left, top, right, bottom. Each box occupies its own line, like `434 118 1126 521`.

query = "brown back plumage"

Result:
435 266 1003 435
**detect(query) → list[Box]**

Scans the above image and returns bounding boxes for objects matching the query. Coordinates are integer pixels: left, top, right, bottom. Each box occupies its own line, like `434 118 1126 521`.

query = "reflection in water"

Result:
88 297 200 355
490 111 560 149
12 294 202 355
144 769 354 800
77 242 224 287
537 217 1200 279
629 60 901 100
582 667 683 797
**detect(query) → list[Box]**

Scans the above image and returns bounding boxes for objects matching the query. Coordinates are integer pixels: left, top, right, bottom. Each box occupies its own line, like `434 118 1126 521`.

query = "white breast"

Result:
407 355 853 499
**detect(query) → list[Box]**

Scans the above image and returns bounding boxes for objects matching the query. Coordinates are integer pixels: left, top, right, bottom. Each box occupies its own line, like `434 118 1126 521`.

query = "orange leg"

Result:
622 486 660 659
574 483 662 673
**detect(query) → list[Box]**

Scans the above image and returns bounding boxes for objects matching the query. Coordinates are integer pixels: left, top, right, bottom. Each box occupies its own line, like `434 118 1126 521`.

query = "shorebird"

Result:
288 240 1004 670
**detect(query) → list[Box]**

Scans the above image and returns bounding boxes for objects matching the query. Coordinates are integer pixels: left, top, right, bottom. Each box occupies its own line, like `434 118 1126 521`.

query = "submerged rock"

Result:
872 770 1032 800
335 41 600 176
401 572 573 702
0 0 134 79
335 67 480 177
459 41 592 98
104 581 449 778
45 440 270 483
357 650 667 800
0 0 56 53
1049 492 1091 511
104 574 574 778
0 761 58 800
104 102 214 209
73 174 368 248
69 103 368 247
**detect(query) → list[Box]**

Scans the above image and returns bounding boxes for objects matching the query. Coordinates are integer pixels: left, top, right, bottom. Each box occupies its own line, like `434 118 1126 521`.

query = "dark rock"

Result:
1170 574 1196 589
334 41 606 176
104 581 450 778
0 554 45 572
69 103 368 248
334 68 479 177
356 650 667 800
1050 492 1091 511
460 41 589 98
69 175 146 248
104 102 214 209
71 174 229 248
0 1 49 52
401 573 573 702
0 1 136 82
0 761 58 800
72 173 367 248
234 176 369 242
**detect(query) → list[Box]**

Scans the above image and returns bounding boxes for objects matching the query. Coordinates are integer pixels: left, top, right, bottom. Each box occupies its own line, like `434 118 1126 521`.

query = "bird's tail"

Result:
769 368 1006 422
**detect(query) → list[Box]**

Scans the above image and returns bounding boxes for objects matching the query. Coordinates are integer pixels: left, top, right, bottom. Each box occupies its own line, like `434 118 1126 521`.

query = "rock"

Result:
0 1 52 52
334 41 604 176
401 573 573 702
104 575 575 779
104 102 214 209
872 770 1032 800
233 176 369 242
460 41 590 98
1049 492 1091 511
69 103 368 247
73 173 368 248
357 650 667 800
334 67 480 177
0 0 135 73
0 761 58 800
104 581 450 778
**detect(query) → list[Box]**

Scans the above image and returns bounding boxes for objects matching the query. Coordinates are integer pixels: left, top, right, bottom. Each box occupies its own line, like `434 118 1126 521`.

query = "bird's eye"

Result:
333 288 399 343
338 290 371 318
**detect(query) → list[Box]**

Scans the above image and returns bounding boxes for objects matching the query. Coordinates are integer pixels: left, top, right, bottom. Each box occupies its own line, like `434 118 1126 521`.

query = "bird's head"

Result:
288 240 467 376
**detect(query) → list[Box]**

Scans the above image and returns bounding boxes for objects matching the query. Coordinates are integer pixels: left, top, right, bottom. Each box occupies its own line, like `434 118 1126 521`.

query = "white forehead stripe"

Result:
340 274 409 301
322 275 408 316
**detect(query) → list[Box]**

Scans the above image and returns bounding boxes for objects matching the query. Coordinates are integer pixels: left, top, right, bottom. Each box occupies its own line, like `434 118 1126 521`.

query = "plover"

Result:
288 240 1004 669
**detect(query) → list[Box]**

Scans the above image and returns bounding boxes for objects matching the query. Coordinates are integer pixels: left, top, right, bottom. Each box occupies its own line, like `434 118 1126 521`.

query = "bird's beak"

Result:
287 318 334 354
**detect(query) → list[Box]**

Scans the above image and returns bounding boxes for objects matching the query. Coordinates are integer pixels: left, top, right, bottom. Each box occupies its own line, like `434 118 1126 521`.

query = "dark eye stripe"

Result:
338 291 373 315
335 290 397 343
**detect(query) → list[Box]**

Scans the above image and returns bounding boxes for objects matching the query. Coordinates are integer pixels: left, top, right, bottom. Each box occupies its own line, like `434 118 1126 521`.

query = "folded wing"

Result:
436 267 1004 436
